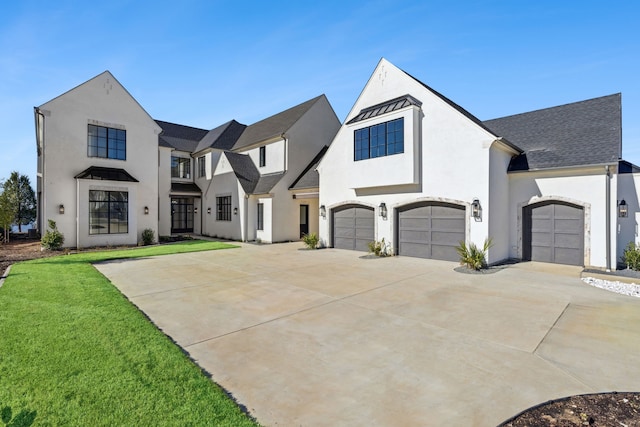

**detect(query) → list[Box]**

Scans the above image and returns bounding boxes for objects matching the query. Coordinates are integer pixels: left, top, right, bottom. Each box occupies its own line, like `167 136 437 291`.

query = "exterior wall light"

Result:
471 199 482 220
320 205 326 218
59 204 65 215
207 207 211 214
233 207 238 215
144 206 149 215
379 202 387 219
619 199 628 218
194 206 198 214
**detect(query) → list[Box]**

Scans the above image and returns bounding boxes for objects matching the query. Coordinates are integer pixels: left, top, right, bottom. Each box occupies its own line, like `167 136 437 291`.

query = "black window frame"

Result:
216 195 231 221
89 190 129 235
257 203 264 230
354 117 404 161
88 124 126 160
171 156 191 179
259 146 266 167
198 156 206 178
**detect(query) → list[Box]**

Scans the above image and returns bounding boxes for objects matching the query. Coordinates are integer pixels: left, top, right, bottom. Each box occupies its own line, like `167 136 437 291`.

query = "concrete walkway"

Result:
95 243 640 426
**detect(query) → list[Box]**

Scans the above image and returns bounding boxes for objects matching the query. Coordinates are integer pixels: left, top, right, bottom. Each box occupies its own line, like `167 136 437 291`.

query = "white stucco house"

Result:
317 58 637 269
35 71 340 248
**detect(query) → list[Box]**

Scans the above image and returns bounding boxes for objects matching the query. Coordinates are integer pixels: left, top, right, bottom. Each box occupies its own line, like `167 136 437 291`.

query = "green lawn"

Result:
0 241 260 426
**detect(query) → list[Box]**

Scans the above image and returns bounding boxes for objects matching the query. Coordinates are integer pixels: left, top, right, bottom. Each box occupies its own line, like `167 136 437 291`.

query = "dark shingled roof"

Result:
223 153 285 195
155 120 208 152
253 173 286 195
232 95 325 151
170 182 202 194
225 152 260 194
195 120 247 153
75 166 138 182
289 146 328 190
403 71 503 140
347 95 422 125
483 94 622 171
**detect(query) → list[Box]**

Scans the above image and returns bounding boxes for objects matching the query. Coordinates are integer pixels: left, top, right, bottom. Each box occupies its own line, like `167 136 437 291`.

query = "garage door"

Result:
333 205 374 251
523 201 584 266
397 202 465 261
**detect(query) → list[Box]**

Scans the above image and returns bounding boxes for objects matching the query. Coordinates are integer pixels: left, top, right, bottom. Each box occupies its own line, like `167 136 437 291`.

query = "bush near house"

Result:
141 228 155 246
456 238 493 270
622 242 640 271
301 232 319 249
40 219 64 250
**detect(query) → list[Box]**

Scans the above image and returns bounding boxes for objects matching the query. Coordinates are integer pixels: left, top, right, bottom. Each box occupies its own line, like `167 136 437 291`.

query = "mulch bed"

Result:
500 392 640 426
0 239 60 277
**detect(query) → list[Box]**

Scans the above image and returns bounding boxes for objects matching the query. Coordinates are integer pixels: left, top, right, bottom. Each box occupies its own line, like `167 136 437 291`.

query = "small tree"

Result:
1 171 36 232
0 191 13 243
41 220 64 250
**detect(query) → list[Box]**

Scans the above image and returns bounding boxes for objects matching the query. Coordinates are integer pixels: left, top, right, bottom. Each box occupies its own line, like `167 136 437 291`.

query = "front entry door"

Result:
171 197 194 233
300 205 309 237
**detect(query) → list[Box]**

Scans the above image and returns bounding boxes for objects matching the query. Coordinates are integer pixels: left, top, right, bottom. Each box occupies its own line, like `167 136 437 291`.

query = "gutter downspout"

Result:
605 165 611 271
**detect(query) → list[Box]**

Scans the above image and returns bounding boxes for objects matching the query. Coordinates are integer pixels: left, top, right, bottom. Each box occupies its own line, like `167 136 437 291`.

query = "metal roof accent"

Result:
74 166 139 182
170 182 202 194
346 95 422 125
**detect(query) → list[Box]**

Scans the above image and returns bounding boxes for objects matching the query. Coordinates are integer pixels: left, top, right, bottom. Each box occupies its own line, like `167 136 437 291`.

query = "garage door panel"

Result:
332 206 374 252
398 203 465 261
531 232 552 246
400 242 432 258
431 218 465 232
555 219 582 232
524 202 583 266
431 245 459 262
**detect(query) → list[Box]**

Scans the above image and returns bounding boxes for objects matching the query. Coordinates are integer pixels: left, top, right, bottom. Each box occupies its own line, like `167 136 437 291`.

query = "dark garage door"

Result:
333 205 374 251
397 202 465 261
523 201 584 266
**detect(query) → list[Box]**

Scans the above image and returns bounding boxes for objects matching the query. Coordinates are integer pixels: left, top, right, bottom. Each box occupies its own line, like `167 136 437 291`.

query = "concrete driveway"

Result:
95 243 640 426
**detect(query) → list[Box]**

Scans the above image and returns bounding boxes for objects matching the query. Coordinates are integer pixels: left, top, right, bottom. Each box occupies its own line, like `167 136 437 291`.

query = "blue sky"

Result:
2 1 639 188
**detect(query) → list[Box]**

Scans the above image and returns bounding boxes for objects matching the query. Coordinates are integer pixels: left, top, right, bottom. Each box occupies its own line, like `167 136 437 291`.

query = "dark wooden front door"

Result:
300 205 309 237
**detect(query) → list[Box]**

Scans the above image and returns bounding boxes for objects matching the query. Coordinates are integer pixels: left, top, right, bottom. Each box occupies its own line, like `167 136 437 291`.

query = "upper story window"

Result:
259 146 266 167
88 124 126 160
198 156 206 178
171 156 191 179
354 118 404 161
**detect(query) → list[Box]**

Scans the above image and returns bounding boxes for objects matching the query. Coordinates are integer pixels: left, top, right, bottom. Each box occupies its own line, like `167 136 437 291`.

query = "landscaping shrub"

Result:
41 219 64 250
622 242 640 270
367 238 389 257
301 232 319 249
141 228 155 246
456 237 493 270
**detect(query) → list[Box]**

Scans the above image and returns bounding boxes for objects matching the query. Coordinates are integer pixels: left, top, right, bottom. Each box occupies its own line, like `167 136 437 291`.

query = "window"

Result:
257 203 264 230
89 190 128 234
354 117 404 161
216 196 231 221
198 156 206 178
171 157 191 179
88 124 126 160
259 146 266 167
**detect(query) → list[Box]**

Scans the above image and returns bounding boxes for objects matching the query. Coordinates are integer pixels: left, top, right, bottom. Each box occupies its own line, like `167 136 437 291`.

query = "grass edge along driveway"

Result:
0 240 260 426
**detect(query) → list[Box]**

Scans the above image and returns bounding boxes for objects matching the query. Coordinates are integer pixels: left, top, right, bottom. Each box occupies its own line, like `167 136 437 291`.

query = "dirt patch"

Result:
500 392 640 426
0 239 60 276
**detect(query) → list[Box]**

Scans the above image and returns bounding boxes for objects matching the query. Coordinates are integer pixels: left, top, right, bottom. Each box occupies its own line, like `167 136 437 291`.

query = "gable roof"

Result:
224 152 260 194
195 120 247 153
223 152 286 195
289 145 328 190
484 94 622 171
155 120 209 152
232 95 326 151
